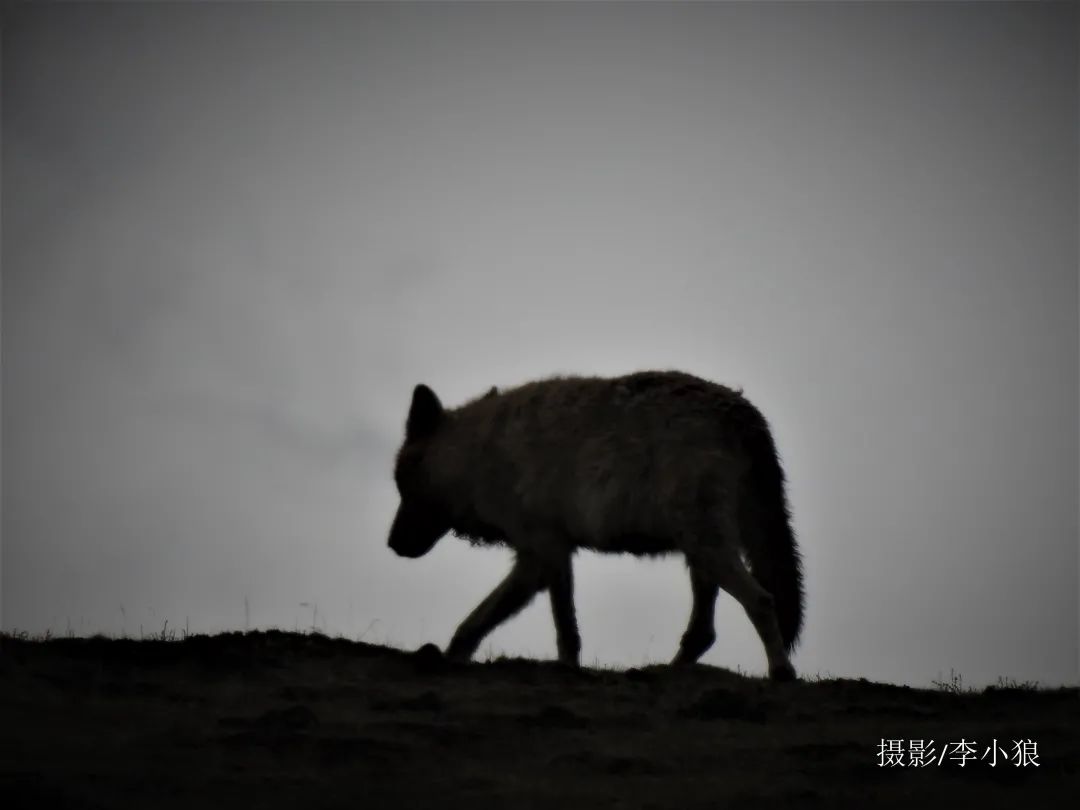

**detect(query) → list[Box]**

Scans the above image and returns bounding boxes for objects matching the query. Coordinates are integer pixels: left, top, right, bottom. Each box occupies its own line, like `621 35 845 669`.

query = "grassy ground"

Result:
1 629 1076 809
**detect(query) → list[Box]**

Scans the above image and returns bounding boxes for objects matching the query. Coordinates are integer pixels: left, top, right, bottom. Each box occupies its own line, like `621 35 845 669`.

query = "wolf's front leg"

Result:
548 555 580 666
445 553 547 662
672 560 720 666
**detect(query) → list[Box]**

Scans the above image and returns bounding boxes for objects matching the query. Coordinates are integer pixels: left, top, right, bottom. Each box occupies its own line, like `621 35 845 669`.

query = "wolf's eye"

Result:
393 447 424 494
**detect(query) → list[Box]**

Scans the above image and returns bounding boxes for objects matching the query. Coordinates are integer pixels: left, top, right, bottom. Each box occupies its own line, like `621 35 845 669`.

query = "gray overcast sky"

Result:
3 1 1077 690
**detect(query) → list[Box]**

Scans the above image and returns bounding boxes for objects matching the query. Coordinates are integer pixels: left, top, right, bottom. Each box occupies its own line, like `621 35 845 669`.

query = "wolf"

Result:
386 370 805 681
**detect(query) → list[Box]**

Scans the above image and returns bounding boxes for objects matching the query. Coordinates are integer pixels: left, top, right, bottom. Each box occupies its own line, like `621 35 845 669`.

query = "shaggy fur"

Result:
387 370 805 681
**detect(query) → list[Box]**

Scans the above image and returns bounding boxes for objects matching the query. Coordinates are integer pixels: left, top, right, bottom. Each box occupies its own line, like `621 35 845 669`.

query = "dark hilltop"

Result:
1 629 1076 809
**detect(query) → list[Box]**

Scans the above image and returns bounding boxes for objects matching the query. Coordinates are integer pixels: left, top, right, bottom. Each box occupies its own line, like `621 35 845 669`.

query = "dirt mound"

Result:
1 630 1075 809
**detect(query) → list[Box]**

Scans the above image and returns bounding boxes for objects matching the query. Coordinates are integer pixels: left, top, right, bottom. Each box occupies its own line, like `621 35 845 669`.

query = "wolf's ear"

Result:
406 384 444 440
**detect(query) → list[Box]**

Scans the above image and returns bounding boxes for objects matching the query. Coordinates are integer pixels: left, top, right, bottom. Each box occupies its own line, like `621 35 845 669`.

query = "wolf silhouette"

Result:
387 370 805 680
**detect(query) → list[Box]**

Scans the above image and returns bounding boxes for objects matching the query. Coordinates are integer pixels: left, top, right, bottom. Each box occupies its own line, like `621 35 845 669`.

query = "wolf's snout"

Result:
387 502 446 559
388 537 425 559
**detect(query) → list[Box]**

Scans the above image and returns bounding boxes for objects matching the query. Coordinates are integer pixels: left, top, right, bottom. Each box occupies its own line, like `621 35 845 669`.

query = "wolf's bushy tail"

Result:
737 413 805 653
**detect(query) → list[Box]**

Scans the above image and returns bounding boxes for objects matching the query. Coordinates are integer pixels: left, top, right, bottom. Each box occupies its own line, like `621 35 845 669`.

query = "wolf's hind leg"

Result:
445 553 547 662
672 561 720 666
548 555 580 666
701 544 796 681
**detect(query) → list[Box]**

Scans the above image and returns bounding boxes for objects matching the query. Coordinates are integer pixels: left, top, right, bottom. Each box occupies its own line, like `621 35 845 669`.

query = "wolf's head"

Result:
388 384 453 558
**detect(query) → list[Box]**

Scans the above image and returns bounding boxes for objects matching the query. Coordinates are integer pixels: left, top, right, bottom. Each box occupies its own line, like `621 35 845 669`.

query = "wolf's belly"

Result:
579 532 677 556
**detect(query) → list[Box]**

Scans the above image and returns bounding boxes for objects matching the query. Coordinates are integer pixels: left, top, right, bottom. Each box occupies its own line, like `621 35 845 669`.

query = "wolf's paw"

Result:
769 661 797 682
443 644 476 665
412 643 447 673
